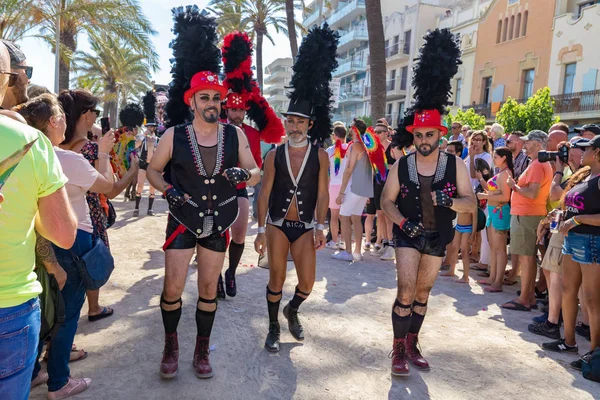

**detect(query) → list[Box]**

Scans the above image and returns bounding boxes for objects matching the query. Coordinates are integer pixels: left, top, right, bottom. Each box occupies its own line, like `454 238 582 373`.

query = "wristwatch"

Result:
316 224 325 231
257 226 266 234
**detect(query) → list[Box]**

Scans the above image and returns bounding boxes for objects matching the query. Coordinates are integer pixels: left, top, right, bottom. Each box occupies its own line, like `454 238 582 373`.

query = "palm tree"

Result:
207 0 251 43
285 0 299 59
365 0 386 120
0 1 44 41
73 34 153 127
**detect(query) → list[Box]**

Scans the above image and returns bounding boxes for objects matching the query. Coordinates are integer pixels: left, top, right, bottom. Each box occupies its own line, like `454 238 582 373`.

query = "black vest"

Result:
268 143 320 225
393 151 458 247
169 123 239 237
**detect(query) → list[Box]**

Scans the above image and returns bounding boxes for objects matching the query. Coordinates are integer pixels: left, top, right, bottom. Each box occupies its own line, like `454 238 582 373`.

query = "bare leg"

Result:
364 214 375 249
440 232 461 277
340 215 353 255
376 210 387 245
561 255 582 346
580 263 600 350
266 226 290 299
330 208 340 243
394 248 421 310
491 229 508 290
581 287 590 326
163 248 196 307
196 246 226 311
86 289 111 317
547 271 562 325
385 214 394 242
456 232 471 283
351 214 364 256
507 254 521 281
290 230 317 297
516 255 537 307
482 227 496 285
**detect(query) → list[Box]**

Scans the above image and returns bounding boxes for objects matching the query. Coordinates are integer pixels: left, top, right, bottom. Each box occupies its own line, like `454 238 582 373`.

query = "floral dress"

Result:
80 141 110 249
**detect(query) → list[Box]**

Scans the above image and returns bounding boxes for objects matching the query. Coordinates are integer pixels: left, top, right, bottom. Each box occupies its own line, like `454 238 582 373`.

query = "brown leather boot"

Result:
160 332 179 378
406 332 430 370
193 336 213 378
390 338 410 376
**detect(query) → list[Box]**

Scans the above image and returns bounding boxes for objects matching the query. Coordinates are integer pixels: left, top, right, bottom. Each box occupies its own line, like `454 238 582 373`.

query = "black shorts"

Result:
164 216 227 252
394 230 447 258
373 183 384 211
236 188 249 198
366 197 376 215
139 160 149 171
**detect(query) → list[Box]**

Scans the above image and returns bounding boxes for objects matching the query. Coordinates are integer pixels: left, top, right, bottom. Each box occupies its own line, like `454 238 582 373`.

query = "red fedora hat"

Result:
184 71 227 106
406 109 448 135
224 92 250 110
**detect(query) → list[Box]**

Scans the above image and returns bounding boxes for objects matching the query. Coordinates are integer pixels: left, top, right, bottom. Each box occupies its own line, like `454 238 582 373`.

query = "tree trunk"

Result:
286 0 298 59
365 0 386 120
256 31 264 93
58 30 76 91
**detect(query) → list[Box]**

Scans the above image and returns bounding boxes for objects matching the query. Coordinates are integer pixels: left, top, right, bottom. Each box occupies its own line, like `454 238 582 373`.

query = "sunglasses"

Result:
12 65 33 80
0 71 19 87
88 109 100 117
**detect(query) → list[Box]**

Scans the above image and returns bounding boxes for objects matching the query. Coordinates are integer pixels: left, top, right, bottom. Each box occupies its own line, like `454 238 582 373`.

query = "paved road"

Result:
31 193 597 400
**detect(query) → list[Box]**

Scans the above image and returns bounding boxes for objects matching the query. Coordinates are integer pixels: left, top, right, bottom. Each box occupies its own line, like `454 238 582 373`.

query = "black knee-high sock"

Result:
148 196 155 211
135 195 141 210
160 295 182 334
289 286 310 309
228 241 245 275
392 300 412 339
266 286 282 324
408 300 427 334
196 297 217 338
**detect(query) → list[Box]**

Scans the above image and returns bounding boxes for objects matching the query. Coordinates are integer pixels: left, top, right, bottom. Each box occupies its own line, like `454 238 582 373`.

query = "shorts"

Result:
236 188 249 198
366 197 376 215
139 160 148 171
486 204 511 231
340 191 368 217
329 184 342 209
164 215 227 252
563 232 600 265
373 182 384 211
456 224 472 234
510 215 544 256
394 230 447 258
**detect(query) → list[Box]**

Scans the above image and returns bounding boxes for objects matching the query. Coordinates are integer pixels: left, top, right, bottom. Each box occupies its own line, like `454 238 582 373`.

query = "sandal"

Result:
477 280 491 286
477 271 490 277
43 345 88 362
501 300 531 312
471 264 488 271
503 279 518 285
88 307 114 322
484 286 503 293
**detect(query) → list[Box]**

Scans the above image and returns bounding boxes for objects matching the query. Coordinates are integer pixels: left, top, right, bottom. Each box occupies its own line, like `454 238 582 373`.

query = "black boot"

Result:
216 274 226 299
283 303 304 341
264 322 280 352
225 269 236 297
147 196 155 216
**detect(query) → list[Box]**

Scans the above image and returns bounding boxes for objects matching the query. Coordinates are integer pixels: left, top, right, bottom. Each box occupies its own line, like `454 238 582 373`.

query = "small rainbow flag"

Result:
333 139 351 175
354 126 388 183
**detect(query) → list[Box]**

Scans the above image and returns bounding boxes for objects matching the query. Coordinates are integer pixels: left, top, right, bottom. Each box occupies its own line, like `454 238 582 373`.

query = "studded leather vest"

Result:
268 142 320 226
393 151 458 247
169 123 239 237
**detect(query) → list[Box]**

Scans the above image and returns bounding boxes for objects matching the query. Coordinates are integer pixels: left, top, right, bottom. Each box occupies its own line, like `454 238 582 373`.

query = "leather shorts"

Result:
236 187 249 199
164 215 227 252
394 229 448 258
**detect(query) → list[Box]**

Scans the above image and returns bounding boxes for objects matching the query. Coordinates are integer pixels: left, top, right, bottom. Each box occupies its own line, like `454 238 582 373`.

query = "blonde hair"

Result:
14 93 63 133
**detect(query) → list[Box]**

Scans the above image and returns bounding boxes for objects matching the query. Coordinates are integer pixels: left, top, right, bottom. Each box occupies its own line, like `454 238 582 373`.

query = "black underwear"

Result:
269 220 313 243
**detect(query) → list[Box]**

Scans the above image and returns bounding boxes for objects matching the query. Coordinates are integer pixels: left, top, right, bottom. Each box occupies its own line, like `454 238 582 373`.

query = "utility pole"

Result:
54 8 60 93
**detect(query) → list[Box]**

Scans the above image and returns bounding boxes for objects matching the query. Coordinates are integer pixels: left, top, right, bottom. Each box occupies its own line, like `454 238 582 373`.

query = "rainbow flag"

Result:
0 139 38 190
354 126 388 183
333 139 351 176
110 127 138 179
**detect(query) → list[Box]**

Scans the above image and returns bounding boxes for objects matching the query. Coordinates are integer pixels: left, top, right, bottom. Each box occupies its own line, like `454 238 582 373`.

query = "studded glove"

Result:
399 218 424 238
224 167 251 186
164 185 186 209
433 190 453 208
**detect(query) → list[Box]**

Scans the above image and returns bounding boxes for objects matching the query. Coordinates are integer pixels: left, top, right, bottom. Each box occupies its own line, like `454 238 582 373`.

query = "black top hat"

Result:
281 99 314 120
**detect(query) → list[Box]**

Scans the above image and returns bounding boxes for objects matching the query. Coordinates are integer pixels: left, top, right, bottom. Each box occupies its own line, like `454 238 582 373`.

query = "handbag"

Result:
71 238 115 290
106 199 117 228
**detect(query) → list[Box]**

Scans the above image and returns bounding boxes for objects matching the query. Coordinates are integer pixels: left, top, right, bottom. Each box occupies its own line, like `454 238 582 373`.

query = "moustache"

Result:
205 108 218 113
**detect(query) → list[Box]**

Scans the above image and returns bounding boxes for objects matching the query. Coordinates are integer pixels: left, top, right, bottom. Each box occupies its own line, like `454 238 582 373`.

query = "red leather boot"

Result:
160 332 179 378
406 332 430 370
193 336 213 378
390 338 410 376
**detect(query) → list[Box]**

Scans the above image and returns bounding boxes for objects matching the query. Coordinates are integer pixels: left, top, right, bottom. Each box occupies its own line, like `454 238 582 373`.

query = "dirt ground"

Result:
30 192 597 400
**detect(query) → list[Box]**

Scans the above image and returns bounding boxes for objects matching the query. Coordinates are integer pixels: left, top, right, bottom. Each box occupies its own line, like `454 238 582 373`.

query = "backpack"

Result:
35 263 65 341
582 348 600 383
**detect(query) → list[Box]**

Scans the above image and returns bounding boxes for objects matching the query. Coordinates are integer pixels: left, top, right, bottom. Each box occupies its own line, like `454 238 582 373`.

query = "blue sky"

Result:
17 0 293 91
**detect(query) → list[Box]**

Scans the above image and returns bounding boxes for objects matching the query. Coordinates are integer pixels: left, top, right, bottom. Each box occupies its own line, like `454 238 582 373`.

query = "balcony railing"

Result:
334 59 367 77
338 27 368 48
327 0 366 26
303 10 321 26
465 103 492 118
339 84 364 102
385 41 409 58
552 90 600 114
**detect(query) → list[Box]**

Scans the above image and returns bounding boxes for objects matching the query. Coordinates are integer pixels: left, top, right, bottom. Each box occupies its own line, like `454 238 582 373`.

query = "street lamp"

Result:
114 82 122 128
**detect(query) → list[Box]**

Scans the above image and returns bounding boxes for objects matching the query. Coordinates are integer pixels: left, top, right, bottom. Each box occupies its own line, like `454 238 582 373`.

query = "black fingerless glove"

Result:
224 167 251 186
399 218 424 238
164 185 186 208
433 190 453 208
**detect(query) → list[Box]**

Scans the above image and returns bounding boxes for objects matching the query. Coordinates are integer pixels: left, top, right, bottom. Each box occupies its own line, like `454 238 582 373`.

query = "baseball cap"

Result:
1 40 26 66
521 130 548 143
573 135 600 149
574 124 600 136
570 137 589 146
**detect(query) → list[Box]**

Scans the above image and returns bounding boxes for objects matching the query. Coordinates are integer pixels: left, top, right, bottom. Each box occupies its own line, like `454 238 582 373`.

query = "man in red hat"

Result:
381 108 476 376
216 92 263 298
147 68 260 379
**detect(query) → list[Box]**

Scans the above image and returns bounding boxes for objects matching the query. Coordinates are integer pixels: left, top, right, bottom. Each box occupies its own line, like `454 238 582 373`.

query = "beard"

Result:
230 117 243 126
417 139 439 157
14 84 28 106
201 107 219 123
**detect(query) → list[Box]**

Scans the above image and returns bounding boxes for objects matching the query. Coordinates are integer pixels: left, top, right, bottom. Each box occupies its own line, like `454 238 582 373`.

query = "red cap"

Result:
406 109 448 135
224 93 250 110
184 71 227 106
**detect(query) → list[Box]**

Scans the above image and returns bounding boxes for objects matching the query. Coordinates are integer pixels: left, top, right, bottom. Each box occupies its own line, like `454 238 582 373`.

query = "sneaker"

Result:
353 253 363 262
532 312 549 325
225 269 236 297
132 209 139 217
373 244 382 252
571 351 592 371
283 303 304 341
325 240 338 250
332 251 353 261
380 246 396 261
541 338 578 353
264 322 280 353
31 371 48 388
338 241 346 250
217 274 226 299
389 338 410 376
193 336 213 378
364 242 371 251
47 377 91 399
160 332 179 379
147 209 156 216
575 322 591 341
528 321 561 340
372 245 387 257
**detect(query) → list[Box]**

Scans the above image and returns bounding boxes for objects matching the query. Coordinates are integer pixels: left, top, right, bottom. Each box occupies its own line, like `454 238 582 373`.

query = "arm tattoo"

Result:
35 231 58 265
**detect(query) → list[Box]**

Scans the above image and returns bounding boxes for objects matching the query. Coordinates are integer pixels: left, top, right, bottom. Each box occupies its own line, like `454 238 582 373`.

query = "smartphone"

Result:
100 117 110 135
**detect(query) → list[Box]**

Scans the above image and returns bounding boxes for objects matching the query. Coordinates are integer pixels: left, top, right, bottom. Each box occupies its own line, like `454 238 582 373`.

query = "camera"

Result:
539 145 568 163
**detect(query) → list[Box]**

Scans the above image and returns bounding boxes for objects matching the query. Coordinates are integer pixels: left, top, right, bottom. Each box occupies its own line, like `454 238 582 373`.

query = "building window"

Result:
502 17 508 41
482 77 492 104
522 69 535 100
515 13 522 39
496 20 502 43
522 11 528 36
384 39 389 57
403 30 411 54
387 103 393 120
563 63 577 94
509 16 515 40
400 66 408 90
456 78 462 105
399 102 405 119
389 69 396 91
392 35 399 56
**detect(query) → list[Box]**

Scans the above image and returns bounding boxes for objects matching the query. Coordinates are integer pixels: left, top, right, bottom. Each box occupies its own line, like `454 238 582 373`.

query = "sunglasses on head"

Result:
0 71 19 87
12 65 33 80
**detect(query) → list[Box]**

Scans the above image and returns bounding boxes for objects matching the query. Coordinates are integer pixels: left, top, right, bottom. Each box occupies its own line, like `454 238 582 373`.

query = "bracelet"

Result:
316 224 325 231
572 217 581 226
257 226 266 234
98 152 110 159
554 171 563 177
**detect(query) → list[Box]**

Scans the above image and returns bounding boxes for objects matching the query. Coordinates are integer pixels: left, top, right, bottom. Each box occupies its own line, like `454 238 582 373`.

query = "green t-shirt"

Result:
0 116 67 308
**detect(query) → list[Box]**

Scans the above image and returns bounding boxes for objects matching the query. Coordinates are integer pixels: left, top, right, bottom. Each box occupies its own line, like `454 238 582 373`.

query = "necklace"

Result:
289 138 308 148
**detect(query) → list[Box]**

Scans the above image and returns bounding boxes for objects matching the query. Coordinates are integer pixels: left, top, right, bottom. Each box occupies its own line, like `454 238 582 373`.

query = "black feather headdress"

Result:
392 28 461 148
286 23 339 144
119 103 145 128
142 90 157 126
165 5 221 128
